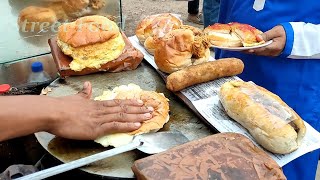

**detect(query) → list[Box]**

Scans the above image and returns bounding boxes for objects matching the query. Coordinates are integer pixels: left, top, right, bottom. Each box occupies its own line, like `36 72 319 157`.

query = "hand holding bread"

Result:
219 81 306 154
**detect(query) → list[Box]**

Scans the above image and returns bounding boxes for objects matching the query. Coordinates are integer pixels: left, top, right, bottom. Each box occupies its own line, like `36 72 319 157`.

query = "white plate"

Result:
211 40 273 51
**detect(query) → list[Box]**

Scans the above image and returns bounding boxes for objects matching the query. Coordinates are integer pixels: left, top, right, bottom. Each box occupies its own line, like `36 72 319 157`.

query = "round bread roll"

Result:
57 15 125 71
154 29 210 74
94 84 170 147
136 13 182 44
219 81 306 154
145 25 203 56
62 0 91 17
18 6 58 32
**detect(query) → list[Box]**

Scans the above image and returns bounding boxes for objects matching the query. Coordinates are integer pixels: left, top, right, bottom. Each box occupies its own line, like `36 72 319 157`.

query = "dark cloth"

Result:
188 0 199 15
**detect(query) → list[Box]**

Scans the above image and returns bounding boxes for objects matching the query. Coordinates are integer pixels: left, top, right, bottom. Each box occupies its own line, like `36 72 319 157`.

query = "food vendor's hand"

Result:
48 82 153 140
244 25 286 56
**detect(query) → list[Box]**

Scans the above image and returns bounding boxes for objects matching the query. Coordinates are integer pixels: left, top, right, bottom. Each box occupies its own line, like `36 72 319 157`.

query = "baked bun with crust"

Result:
94 84 170 147
204 22 265 47
136 13 182 55
18 6 58 32
154 29 210 74
57 15 126 72
219 81 306 154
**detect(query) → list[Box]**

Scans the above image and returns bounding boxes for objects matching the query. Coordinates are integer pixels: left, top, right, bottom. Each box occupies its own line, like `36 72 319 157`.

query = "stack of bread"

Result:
49 15 144 77
135 14 245 92
18 0 111 32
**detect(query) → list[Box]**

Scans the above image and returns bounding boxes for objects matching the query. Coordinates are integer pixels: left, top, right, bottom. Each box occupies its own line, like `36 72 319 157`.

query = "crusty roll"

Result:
144 25 203 56
94 84 170 147
166 58 244 92
154 29 210 74
18 6 58 32
135 13 182 45
219 81 306 154
204 23 242 47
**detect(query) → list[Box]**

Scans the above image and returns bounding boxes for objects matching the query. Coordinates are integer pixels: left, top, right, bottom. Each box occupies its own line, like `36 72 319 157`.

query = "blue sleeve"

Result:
279 22 294 58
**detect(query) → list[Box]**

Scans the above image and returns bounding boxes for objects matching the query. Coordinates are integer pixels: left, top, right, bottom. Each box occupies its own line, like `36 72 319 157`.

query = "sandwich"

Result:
94 84 170 147
204 22 265 47
57 15 126 72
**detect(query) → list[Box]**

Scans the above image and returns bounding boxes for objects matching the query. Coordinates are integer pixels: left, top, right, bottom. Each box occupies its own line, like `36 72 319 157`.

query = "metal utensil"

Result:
15 131 189 180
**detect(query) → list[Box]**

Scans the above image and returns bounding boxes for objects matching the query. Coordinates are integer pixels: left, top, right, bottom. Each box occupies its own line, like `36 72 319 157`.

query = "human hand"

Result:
48 82 154 140
244 25 286 56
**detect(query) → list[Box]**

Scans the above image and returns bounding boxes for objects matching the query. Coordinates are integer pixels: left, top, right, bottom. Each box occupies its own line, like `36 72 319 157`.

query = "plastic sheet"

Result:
239 82 294 125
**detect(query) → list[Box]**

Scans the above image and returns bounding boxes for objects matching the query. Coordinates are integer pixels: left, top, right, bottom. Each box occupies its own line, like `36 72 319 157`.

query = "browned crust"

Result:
57 15 119 48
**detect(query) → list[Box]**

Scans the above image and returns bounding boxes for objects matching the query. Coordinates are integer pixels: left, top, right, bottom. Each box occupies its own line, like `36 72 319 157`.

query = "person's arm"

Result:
245 23 320 59
0 82 153 142
281 22 320 59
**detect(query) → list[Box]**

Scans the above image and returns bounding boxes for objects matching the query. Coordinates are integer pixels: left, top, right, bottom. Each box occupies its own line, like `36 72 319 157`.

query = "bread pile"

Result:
94 84 170 147
219 81 306 154
136 13 183 55
204 22 265 47
18 0 109 32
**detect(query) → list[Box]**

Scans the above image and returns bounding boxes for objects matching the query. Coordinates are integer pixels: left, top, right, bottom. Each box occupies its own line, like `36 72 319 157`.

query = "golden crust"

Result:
154 28 210 73
57 15 120 48
219 81 306 154
129 91 169 135
18 6 57 32
105 85 170 135
135 13 182 44
154 29 194 73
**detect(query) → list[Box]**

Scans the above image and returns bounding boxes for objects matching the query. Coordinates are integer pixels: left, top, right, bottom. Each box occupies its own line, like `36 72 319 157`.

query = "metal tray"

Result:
35 61 214 179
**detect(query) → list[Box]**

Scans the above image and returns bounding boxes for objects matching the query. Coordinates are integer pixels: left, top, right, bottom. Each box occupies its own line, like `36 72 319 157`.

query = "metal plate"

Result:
35 62 214 178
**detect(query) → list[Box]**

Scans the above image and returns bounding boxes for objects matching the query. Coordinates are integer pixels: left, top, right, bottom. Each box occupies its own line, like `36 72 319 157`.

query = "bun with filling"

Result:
94 84 170 147
204 22 265 47
57 15 126 72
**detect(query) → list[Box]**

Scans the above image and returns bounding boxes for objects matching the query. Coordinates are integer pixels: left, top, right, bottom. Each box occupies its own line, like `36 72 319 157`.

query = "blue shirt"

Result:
214 1 320 179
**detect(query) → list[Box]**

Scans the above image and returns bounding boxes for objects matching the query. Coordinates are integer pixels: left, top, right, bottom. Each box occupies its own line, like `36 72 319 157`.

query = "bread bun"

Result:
136 13 182 44
94 84 170 147
219 81 306 154
57 15 125 71
144 25 204 56
154 29 210 74
18 6 57 32
62 0 91 17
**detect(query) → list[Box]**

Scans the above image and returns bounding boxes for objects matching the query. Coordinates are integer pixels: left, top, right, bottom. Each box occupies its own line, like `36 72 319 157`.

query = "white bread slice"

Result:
207 31 242 47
